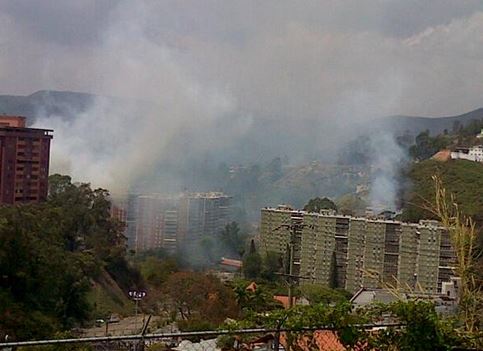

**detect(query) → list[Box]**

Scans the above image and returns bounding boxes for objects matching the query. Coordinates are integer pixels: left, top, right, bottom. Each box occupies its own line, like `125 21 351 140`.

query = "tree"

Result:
220 221 246 258
232 280 283 314
261 251 282 281
409 130 451 161
243 240 262 279
163 272 239 329
0 205 91 340
139 256 178 288
0 174 137 340
299 284 351 305
303 197 337 213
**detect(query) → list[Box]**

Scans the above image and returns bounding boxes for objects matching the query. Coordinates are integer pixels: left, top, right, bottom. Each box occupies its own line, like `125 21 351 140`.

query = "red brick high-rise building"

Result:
0 116 53 204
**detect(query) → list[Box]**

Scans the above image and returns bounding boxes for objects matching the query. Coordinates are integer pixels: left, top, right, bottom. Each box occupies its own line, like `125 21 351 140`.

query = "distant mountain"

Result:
375 108 483 136
0 90 96 124
2 90 482 135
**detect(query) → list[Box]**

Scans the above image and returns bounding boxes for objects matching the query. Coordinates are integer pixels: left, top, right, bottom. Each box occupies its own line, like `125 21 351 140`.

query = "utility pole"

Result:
274 222 312 308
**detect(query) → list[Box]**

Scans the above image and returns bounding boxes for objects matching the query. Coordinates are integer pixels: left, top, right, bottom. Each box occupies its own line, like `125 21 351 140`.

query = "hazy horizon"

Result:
2 1 483 209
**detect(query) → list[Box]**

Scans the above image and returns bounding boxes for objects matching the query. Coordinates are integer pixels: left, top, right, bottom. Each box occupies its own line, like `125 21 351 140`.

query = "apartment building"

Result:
0 116 52 204
260 206 456 293
298 211 350 287
398 223 419 289
116 192 231 252
135 195 181 252
259 205 301 275
179 192 231 243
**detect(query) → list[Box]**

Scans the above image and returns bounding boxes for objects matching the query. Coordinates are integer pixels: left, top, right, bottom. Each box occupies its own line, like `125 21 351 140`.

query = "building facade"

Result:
0 116 53 205
135 195 180 252
114 192 232 252
260 206 456 293
450 145 483 162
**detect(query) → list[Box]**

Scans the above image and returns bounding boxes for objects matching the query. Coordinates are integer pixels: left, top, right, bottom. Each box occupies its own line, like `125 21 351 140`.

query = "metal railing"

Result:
0 323 405 350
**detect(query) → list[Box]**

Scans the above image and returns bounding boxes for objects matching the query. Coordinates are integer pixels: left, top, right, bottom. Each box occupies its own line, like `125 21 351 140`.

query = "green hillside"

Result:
401 159 483 225
87 269 134 319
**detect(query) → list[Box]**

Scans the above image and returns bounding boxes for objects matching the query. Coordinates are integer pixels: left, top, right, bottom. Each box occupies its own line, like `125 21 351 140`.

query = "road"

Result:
80 315 162 337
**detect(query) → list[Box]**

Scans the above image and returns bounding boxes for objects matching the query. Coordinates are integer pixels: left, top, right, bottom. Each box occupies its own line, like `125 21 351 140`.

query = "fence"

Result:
0 323 406 351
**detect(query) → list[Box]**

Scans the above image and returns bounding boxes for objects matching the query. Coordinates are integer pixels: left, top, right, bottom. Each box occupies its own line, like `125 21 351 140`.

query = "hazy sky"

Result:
2 0 483 118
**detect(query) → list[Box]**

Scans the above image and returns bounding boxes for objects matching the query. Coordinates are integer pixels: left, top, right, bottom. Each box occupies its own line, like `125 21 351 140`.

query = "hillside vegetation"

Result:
401 159 483 226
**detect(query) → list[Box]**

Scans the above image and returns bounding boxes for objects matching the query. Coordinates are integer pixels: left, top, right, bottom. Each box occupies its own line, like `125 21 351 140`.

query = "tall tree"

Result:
243 240 262 279
220 221 246 258
304 197 337 213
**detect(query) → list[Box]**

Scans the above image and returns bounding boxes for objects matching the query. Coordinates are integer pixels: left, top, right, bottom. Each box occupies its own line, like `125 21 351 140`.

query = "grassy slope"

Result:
87 268 134 319
402 159 483 225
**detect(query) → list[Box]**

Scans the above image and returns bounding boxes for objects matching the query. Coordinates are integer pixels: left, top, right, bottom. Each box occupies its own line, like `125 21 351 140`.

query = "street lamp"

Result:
128 290 147 331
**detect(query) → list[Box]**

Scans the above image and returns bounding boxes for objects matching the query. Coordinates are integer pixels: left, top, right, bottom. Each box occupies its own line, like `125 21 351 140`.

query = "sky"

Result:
1 0 483 118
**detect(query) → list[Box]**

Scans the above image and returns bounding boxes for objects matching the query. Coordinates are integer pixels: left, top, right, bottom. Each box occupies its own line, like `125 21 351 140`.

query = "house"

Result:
273 295 309 309
280 330 347 351
350 281 459 316
220 257 243 270
350 288 398 308
450 145 483 162
431 149 451 162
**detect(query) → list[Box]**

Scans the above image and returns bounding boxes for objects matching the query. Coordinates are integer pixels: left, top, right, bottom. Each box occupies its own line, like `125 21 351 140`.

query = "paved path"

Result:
81 315 161 337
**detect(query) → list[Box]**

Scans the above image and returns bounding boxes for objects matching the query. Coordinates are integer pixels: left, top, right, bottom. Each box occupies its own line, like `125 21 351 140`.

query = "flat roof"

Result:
0 126 53 133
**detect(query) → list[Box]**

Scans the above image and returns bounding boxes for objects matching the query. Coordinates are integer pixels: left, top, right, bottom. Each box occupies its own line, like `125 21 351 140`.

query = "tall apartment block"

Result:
260 206 456 294
135 195 179 252
0 116 52 204
115 192 232 252
260 206 302 276
178 192 232 254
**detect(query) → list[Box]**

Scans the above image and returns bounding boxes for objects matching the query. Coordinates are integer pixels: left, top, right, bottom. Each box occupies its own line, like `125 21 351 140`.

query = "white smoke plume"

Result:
368 133 407 211
12 1 482 199
33 3 245 193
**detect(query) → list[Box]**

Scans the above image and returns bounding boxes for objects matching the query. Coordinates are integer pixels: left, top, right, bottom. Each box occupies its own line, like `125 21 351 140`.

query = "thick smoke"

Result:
33 3 246 193
368 133 407 211
19 1 483 202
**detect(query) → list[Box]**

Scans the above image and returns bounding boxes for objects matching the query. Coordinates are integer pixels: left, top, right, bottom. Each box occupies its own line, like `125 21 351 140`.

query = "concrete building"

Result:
345 218 366 292
179 192 231 244
260 206 456 293
398 224 419 289
117 192 231 253
350 285 459 315
450 145 483 162
0 116 52 204
135 194 179 252
260 205 302 276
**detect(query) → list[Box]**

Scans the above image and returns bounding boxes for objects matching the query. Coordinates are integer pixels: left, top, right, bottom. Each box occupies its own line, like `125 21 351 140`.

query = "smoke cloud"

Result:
4 1 483 199
32 3 244 192
367 133 407 211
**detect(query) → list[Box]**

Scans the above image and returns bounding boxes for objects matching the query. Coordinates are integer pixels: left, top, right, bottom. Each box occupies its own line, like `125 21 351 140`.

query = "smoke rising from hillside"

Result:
368 133 407 211
18 1 483 201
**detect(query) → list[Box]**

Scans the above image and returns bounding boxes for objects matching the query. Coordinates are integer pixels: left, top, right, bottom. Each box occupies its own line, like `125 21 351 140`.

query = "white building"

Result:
450 145 483 163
